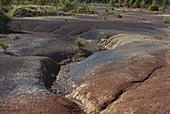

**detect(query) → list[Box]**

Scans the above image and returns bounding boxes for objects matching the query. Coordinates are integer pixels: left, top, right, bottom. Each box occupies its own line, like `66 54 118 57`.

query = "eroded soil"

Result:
0 9 170 113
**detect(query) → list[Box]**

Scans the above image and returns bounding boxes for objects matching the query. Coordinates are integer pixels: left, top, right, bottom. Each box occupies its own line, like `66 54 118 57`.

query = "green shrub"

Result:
105 9 108 13
163 17 167 23
102 16 106 20
75 37 85 48
0 42 9 52
115 13 123 18
0 9 11 33
14 34 20 40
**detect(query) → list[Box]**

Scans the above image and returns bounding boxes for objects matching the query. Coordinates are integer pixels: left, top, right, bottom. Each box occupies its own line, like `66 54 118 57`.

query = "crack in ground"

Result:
49 27 60 33
98 65 164 113
131 66 164 83
99 90 125 112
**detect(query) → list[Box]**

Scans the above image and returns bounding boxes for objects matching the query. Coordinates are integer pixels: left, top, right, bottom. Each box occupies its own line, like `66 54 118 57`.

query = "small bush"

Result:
0 42 9 52
75 37 85 48
102 16 106 20
105 9 108 13
163 17 167 23
14 34 20 40
115 13 123 18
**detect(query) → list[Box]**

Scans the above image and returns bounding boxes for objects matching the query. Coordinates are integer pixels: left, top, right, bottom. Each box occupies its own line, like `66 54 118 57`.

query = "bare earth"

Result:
0 9 170 114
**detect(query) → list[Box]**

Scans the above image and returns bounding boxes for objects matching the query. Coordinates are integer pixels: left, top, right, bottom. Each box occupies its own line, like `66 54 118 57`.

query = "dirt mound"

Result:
0 91 85 114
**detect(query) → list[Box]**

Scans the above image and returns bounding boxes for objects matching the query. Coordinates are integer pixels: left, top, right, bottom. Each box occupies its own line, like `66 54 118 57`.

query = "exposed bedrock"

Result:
1 15 170 114
9 16 162 37
54 40 170 113
0 56 60 101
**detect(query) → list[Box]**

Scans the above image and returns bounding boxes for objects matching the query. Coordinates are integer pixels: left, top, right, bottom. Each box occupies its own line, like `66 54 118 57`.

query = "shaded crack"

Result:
131 66 164 83
41 59 60 93
3 51 19 56
99 89 125 111
49 27 60 33
98 65 164 112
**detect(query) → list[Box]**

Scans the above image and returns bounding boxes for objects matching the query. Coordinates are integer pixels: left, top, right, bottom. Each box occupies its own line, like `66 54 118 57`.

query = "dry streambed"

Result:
0 13 170 114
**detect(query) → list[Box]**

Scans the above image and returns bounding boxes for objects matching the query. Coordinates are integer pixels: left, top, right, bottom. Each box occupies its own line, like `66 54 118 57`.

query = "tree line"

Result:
0 0 169 6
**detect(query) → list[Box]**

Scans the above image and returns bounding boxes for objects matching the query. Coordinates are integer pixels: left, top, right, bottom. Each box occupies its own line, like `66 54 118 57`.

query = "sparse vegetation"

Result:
102 16 106 20
115 13 123 18
163 17 167 23
14 34 20 40
75 37 85 48
64 18 68 22
0 42 9 52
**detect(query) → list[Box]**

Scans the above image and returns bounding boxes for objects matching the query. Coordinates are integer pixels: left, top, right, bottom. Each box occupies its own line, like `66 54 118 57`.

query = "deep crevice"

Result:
131 66 164 83
99 89 125 111
41 59 61 93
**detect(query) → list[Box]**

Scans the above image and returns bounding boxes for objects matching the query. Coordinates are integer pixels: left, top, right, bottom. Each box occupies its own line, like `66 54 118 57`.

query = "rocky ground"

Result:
0 9 170 114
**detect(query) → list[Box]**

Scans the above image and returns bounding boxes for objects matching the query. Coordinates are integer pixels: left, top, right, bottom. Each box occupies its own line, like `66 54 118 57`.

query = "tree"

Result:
129 0 134 6
132 0 140 8
118 0 122 7
109 0 114 6
163 0 167 12
124 0 129 7
147 0 159 11
140 0 146 8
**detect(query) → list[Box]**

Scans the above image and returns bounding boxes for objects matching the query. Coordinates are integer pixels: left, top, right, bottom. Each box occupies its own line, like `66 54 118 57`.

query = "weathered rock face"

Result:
54 39 170 113
101 65 170 114
2 14 170 114
0 91 85 114
9 16 161 37
0 56 60 101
